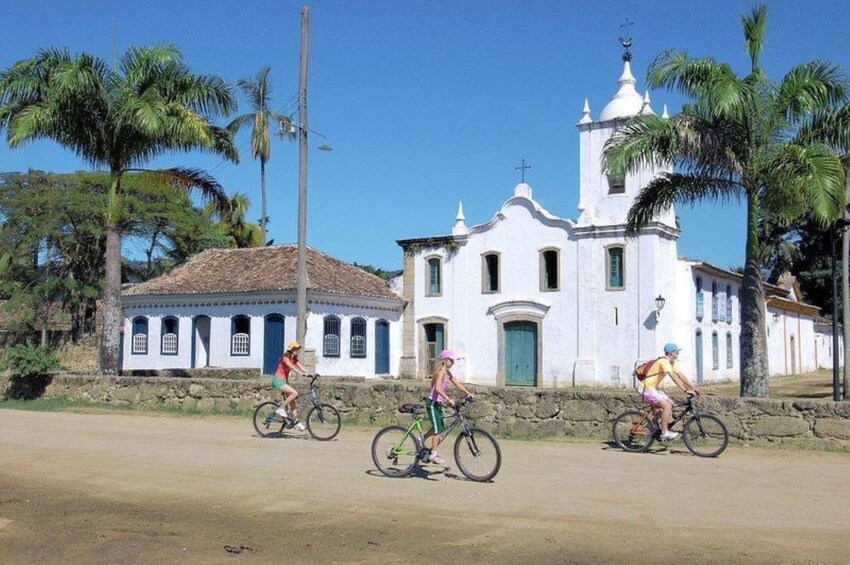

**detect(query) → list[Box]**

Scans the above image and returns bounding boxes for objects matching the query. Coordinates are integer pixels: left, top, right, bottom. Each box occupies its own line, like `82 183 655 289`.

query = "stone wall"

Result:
3 373 849 448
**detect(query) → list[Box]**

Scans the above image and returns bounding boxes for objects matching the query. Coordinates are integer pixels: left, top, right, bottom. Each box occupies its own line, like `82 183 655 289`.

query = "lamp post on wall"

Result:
654 295 666 322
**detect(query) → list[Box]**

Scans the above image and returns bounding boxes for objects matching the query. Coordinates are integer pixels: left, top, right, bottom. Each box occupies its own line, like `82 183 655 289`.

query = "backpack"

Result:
633 357 665 382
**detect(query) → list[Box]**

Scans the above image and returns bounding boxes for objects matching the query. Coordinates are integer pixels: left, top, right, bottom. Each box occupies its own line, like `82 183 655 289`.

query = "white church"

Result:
120 51 841 386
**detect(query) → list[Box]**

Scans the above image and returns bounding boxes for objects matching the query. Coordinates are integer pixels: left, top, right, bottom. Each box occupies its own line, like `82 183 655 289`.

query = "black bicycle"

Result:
371 396 502 482
253 374 341 441
612 394 729 457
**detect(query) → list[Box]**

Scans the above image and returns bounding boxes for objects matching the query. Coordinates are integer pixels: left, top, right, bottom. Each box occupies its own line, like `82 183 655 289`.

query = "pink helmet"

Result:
439 349 456 361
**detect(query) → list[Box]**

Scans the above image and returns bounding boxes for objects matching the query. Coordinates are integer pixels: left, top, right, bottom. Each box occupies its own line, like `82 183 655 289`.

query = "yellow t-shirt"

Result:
641 357 677 390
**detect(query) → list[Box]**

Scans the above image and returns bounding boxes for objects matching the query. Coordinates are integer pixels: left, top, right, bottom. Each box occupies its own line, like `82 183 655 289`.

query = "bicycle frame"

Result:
391 401 473 456
632 396 700 434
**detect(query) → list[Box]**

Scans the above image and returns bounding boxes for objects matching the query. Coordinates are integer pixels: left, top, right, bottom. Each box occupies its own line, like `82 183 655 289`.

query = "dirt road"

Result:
0 409 847 564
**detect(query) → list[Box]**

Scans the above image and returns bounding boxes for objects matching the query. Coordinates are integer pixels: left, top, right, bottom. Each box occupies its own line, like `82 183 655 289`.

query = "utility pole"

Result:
296 5 309 344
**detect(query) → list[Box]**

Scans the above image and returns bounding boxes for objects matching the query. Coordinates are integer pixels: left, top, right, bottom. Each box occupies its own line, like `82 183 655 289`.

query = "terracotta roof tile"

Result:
124 245 400 300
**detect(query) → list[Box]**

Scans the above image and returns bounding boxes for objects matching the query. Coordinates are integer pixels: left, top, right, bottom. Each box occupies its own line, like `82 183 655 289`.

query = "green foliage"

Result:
353 262 394 281
6 344 60 378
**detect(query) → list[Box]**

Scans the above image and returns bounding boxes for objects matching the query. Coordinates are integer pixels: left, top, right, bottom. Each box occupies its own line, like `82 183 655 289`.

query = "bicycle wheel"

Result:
253 401 286 437
454 427 502 482
371 425 421 478
612 410 656 453
682 414 728 457
306 403 342 441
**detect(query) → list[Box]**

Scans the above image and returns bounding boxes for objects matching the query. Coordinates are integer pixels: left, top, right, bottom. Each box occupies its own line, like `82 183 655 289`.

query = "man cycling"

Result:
638 342 699 441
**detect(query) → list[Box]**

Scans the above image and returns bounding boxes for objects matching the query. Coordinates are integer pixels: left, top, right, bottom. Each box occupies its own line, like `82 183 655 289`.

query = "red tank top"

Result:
275 353 298 378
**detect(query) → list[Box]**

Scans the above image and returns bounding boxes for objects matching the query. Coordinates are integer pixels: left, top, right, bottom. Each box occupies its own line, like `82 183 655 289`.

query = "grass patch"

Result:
700 369 842 399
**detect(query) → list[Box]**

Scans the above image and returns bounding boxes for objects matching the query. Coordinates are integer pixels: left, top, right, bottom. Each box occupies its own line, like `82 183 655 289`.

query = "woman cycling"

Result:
272 340 310 430
423 349 473 464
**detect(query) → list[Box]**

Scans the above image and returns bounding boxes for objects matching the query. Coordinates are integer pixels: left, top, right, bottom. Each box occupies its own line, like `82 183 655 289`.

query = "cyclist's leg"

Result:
424 401 446 461
654 396 673 433
280 382 299 417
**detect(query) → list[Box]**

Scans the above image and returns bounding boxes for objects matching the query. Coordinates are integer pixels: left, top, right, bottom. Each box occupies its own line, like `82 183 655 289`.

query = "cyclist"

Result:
271 340 310 431
638 342 699 441
423 349 473 464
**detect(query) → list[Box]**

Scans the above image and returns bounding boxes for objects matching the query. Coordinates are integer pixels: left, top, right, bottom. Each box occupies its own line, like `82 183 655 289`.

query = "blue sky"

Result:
1 1 848 271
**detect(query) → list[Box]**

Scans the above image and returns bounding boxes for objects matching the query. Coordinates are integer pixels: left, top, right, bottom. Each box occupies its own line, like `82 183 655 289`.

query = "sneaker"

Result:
660 431 680 441
295 422 306 432
429 452 447 465
274 406 288 418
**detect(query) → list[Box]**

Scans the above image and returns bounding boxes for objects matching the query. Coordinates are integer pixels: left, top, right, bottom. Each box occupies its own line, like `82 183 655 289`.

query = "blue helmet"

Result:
663 342 681 354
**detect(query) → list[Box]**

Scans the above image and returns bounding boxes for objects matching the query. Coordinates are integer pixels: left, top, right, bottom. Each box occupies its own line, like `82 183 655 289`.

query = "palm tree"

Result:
0 45 238 374
211 193 264 248
603 5 847 397
227 66 293 244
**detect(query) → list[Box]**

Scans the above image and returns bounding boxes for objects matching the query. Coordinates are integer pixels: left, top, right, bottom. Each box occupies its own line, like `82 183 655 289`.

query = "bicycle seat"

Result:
399 403 424 414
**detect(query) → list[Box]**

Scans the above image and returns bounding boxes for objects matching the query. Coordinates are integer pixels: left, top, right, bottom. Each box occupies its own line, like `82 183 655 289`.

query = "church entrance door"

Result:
505 321 537 386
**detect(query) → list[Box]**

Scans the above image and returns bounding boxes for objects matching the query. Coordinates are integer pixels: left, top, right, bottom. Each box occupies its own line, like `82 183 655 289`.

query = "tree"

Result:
227 66 293 244
211 193 264 248
603 5 847 397
0 45 239 373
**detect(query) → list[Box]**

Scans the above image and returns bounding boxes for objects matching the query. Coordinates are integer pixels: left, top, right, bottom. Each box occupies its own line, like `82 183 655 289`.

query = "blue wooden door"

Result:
695 329 704 384
505 321 537 386
263 315 285 375
375 320 390 374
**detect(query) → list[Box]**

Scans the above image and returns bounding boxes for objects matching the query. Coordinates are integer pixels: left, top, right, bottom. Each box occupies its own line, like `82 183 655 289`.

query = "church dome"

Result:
598 60 644 121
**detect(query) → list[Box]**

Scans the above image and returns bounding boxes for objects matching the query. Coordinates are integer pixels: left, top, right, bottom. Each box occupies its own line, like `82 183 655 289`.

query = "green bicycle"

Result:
370 397 502 482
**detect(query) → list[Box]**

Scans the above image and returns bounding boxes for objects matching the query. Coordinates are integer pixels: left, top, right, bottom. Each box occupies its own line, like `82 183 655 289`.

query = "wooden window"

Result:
726 285 733 323
482 253 499 293
607 175 625 194
350 317 366 358
711 282 719 322
726 332 733 369
607 246 625 289
541 249 559 291
426 257 442 296
231 315 251 356
161 316 179 355
131 317 148 355
696 277 704 319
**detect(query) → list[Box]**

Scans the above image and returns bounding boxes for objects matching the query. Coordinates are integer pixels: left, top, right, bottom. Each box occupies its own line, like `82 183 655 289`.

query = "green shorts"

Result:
271 377 288 389
426 400 445 434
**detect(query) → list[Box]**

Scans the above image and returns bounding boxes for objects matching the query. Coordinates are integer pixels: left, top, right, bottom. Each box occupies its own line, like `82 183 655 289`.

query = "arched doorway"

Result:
263 314 285 375
375 319 390 375
191 315 211 368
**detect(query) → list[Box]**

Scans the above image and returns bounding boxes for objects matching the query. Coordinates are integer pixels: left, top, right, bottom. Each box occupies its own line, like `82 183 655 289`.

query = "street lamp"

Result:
654 294 666 321
830 217 850 401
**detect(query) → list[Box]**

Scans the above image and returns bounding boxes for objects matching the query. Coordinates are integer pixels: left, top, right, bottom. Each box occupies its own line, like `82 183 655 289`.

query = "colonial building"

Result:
121 245 403 376
394 54 842 386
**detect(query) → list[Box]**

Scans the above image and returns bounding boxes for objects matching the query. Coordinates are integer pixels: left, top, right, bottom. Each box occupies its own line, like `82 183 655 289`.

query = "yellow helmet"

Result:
287 341 302 351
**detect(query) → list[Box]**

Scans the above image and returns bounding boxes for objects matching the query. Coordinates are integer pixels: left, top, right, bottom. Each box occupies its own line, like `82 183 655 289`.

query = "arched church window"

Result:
132 316 148 355
161 316 179 355
482 252 500 293
607 175 625 194
323 315 341 357
231 315 251 356
540 248 559 291
426 257 442 296
606 246 625 289
350 317 366 358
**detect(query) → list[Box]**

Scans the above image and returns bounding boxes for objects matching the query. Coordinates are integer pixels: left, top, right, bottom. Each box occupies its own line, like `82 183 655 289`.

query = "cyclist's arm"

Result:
449 375 473 398
283 357 309 377
670 370 698 394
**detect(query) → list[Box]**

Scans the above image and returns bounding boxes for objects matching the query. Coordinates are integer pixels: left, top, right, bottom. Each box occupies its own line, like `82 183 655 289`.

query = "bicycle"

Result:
252 374 342 441
611 394 729 457
370 396 502 482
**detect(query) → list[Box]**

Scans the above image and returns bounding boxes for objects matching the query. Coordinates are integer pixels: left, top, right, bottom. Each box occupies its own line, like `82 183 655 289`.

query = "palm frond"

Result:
144 167 231 216
626 173 742 235
742 4 768 72
777 61 847 123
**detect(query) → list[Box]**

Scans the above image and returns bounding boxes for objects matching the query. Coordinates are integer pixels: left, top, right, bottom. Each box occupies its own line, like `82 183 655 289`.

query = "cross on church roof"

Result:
515 158 532 183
